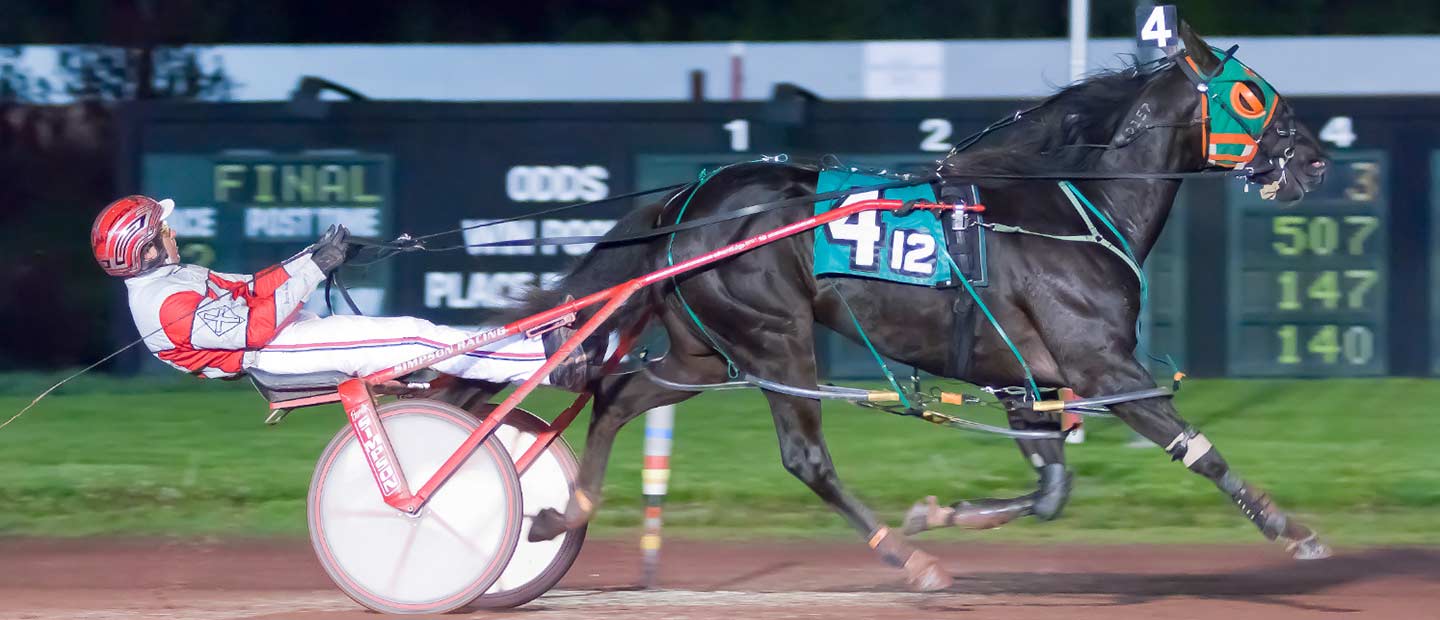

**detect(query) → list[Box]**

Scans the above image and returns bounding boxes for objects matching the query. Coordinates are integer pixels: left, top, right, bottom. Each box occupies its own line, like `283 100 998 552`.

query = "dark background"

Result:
3 0 1436 42
1 1 1436 371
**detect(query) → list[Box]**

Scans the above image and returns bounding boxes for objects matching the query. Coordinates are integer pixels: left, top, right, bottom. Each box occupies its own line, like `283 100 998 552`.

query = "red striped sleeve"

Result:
250 265 292 297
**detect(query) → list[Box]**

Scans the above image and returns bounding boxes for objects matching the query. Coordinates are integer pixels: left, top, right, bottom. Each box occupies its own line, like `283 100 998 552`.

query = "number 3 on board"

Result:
1136 5 1178 48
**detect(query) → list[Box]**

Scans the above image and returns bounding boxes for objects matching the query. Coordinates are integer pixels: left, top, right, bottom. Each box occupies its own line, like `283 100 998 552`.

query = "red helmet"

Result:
91 195 174 277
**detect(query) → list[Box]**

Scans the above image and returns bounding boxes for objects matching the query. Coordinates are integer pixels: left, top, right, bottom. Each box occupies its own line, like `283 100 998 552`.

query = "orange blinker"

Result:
1230 83 1267 119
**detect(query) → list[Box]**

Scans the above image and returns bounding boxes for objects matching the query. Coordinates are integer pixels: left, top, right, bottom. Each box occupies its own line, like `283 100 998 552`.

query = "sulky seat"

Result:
248 368 351 403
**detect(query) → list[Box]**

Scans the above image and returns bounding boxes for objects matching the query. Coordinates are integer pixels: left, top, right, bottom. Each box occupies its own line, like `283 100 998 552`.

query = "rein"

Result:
349 167 1248 266
329 46 1274 403
348 177 929 262
356 50 1287 262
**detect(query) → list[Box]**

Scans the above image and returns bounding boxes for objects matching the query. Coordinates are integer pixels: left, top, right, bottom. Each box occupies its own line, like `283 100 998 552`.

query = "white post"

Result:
639 405 675 588
1065 0 1089 446
1068 0 1090 83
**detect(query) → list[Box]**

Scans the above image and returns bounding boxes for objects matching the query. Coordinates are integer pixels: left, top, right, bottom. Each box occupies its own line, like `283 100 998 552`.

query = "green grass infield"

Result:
0 373 1435 545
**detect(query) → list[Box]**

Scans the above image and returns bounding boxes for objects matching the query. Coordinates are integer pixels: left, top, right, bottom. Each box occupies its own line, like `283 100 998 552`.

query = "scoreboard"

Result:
1226 152 1388 376
118 95 1440 378
143 151 395 314
1433 151 1440 376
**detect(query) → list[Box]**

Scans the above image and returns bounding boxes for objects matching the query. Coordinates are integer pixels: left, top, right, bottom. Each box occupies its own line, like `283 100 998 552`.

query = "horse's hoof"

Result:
903 496 941 536
903 551 953 592
1288 535 1333 560
1032 464 1072 521
528 507 566 542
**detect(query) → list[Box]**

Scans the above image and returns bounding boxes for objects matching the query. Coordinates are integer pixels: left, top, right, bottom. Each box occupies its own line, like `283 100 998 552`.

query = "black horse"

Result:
498 24 1330 590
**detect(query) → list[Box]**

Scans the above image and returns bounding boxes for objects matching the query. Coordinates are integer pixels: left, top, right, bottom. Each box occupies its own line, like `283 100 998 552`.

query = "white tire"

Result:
308 399 522 615
469 407 587 609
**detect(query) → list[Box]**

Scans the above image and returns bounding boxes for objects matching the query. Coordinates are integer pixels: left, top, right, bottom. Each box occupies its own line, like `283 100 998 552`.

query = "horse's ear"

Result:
1178 20 1220 73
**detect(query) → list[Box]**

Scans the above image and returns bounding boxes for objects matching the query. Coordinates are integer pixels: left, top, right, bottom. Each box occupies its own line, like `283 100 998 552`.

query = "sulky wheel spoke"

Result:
385 521 422 594
329 507 402 520
427 509 490 555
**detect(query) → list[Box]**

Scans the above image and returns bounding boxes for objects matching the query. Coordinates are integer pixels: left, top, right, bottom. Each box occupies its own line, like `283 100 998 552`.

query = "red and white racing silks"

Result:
126 255 329 377
125 254 547 382
250 314 547 382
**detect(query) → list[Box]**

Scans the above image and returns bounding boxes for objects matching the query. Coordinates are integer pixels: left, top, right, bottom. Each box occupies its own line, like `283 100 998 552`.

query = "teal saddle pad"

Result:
812 170 953 287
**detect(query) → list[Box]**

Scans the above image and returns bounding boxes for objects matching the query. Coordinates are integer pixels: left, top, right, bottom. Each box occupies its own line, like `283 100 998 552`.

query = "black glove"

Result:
310 224 351 273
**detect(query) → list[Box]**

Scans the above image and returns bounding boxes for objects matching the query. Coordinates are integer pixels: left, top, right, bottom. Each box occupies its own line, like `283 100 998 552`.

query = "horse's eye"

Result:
1230 81 1267 118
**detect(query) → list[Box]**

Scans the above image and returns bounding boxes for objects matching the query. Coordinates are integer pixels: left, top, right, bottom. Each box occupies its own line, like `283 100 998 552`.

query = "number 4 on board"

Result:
1136 5 1178 49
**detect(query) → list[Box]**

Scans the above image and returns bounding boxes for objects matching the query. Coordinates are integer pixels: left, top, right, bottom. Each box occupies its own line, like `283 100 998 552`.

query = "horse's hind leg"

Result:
761 389 951 591
903 398 1071 534
1002 400 1072 519
727 324 950 590
527 359 710 542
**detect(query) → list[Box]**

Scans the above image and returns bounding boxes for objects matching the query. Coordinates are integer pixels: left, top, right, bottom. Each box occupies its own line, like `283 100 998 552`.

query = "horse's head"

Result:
1173 22 1328 202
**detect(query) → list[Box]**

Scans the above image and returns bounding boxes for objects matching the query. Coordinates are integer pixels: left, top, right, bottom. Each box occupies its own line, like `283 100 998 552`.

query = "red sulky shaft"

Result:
363 198 948 511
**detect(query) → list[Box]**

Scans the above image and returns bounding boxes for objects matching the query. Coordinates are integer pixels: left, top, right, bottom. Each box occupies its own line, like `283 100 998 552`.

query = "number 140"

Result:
1276 324 1374 366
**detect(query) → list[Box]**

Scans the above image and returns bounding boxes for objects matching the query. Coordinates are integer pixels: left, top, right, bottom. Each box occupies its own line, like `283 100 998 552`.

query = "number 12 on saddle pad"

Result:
813 170 954 287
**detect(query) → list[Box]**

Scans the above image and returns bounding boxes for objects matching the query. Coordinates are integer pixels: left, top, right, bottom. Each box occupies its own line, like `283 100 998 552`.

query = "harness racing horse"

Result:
504 24 1332 590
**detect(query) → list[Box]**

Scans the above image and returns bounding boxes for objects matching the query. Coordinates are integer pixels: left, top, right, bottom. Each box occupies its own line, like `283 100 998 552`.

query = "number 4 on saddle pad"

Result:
813 170 955 287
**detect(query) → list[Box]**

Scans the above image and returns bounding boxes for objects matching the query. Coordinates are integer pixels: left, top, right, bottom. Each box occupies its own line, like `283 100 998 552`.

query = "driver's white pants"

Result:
247 313 548 383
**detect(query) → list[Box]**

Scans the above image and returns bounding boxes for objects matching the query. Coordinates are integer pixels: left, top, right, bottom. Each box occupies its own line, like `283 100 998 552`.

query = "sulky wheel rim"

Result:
308 399 521 615
470 408 587 608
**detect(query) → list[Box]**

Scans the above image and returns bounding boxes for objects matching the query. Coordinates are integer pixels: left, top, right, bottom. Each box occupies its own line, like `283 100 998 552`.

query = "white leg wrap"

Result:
1165 430 1214 467
1165 432 1186 452
1181 433 1213 467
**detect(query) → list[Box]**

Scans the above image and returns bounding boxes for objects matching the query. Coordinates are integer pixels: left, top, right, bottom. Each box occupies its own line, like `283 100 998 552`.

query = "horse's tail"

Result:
507 185 688 333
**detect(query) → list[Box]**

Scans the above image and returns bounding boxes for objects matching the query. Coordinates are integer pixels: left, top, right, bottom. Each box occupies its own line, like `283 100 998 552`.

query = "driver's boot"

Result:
540 302 605 392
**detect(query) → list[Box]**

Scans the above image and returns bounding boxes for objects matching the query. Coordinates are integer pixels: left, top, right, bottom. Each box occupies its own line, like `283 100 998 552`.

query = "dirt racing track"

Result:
2 539 1437 619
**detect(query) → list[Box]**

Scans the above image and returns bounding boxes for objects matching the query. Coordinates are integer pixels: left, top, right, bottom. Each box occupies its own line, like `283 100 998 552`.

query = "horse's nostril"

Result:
1310 160 1328 172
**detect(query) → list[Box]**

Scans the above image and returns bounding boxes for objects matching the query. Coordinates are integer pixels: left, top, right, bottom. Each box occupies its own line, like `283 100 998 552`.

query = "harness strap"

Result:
1059 182 1178 374
934 247 1041 401
665 167 743 379
1057 182 1145 281
832 287 912 409
984 182 1178 378
985 222 1142 284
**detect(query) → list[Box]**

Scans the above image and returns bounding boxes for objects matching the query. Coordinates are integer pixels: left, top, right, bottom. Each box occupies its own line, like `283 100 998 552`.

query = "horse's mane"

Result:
939 62 1171 178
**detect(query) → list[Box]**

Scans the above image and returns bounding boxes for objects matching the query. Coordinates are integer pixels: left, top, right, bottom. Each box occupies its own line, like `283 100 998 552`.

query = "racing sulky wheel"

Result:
308 399 523 615
467 407 588 609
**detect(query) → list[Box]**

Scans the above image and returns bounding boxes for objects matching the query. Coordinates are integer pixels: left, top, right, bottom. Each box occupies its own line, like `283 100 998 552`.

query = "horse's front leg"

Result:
1106 386 1331 559
1056 334 1330 559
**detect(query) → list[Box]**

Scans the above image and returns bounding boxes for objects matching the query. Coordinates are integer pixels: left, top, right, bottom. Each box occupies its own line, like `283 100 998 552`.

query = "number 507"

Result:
1272 215 1379 257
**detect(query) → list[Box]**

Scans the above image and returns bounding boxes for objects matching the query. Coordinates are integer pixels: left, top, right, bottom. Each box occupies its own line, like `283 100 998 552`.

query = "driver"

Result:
91 195 593 390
